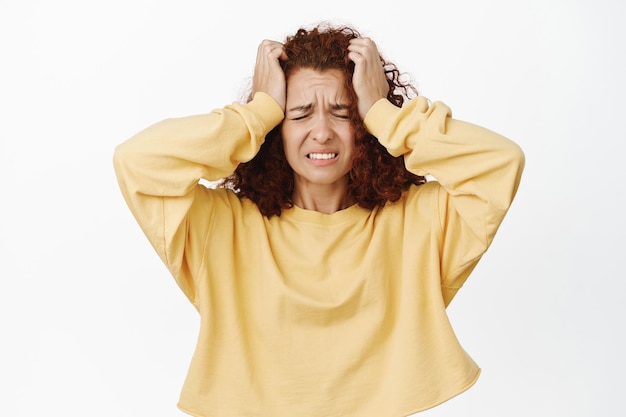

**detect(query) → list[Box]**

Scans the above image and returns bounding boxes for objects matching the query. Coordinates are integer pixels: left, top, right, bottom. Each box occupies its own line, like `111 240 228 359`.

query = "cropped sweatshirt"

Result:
113 92 524 417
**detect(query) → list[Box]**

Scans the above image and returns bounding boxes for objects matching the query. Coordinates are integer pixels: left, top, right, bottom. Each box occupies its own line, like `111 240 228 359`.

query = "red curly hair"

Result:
220 23 426 217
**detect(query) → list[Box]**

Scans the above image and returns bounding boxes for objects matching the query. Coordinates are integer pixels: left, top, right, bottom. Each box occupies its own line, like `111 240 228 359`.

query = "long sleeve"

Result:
364 97 525 305
113 92 284 304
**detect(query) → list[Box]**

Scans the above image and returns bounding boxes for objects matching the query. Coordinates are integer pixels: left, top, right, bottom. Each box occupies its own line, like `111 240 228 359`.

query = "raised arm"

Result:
113 40 287 304
349 36 524 305
113 94 283 304
367 96 524 305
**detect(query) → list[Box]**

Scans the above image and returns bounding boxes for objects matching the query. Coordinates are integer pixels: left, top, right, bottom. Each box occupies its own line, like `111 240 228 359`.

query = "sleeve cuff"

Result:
246 92 285 135
363 99 400 139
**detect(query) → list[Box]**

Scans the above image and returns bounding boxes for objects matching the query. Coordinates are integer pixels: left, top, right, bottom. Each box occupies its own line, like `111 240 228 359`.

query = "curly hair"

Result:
219 23 426 217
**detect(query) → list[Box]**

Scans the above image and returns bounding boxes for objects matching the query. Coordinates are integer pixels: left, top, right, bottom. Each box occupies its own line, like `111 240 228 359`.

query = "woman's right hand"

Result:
252 40 288 112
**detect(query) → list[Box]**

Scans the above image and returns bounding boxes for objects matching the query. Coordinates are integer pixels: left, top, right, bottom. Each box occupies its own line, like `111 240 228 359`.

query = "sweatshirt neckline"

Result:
282 203 369 225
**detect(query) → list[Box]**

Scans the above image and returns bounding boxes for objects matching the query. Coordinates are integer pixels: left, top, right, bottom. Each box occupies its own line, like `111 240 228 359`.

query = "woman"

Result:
114 23 524 417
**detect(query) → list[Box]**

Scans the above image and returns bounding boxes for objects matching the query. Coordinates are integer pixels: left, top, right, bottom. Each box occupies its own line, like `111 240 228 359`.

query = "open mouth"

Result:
307 153 338 160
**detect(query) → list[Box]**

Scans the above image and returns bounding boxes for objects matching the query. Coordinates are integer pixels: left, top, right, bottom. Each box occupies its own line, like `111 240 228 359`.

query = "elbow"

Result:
507 141 525 197
112 139 131 170
112 138 142 192
510 140 526 176
112 137 144 177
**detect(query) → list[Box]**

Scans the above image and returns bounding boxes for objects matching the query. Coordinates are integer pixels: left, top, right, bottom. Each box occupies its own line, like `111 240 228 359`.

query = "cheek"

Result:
280 123 298 144
341 129 357 153
280 129 299 161
281 123 306 146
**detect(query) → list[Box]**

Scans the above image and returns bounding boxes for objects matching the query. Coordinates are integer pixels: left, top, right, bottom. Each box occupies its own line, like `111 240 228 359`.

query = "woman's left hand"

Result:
348 38 389 119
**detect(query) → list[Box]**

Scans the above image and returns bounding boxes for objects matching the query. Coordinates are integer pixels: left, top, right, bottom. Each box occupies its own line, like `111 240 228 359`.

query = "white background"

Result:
1 0 624 415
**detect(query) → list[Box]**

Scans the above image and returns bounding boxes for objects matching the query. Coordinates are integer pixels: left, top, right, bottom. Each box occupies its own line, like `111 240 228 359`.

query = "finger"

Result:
348 38 380 58
347 38 388 118
258 40 287 60
252 39 287 111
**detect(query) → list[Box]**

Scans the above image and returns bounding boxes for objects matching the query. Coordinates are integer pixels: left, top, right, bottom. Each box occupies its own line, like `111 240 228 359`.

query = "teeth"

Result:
308 153 337 160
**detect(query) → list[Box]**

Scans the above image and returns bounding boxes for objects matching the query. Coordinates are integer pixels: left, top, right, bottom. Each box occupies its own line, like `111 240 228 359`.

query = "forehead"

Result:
286 68 348 102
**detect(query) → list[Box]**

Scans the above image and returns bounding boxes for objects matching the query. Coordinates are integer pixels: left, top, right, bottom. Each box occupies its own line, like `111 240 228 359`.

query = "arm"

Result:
350 37 524 305
365 97 525 305
113 39 287 305
113 93 284 304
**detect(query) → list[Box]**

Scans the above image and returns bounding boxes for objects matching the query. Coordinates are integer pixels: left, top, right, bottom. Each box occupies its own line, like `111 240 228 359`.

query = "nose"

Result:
311 115 334 144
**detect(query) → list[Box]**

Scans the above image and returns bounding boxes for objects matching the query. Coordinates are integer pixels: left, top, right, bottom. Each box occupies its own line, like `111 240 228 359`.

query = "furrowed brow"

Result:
287 103 313 113
331 103 350 111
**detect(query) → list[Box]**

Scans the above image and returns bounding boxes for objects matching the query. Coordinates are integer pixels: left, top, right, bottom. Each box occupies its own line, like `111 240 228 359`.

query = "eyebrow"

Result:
286 103 350 112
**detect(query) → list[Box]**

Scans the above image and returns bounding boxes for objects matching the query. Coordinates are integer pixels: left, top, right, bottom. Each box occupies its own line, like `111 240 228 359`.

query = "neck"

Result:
292 180 354 215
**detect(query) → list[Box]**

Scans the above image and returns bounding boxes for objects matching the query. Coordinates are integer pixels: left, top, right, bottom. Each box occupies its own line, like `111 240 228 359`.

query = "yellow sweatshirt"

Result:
114 92 524 417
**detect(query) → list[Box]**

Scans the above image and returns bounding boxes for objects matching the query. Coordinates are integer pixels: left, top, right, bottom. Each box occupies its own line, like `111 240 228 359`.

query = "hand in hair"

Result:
253 39 288 112
347 37 389 119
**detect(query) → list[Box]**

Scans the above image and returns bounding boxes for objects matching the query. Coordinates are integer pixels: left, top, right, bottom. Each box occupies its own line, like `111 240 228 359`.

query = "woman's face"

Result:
281 68 356 191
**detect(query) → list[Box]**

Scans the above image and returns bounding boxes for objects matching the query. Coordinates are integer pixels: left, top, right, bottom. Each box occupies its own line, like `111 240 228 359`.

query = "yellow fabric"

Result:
114 92 524 417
